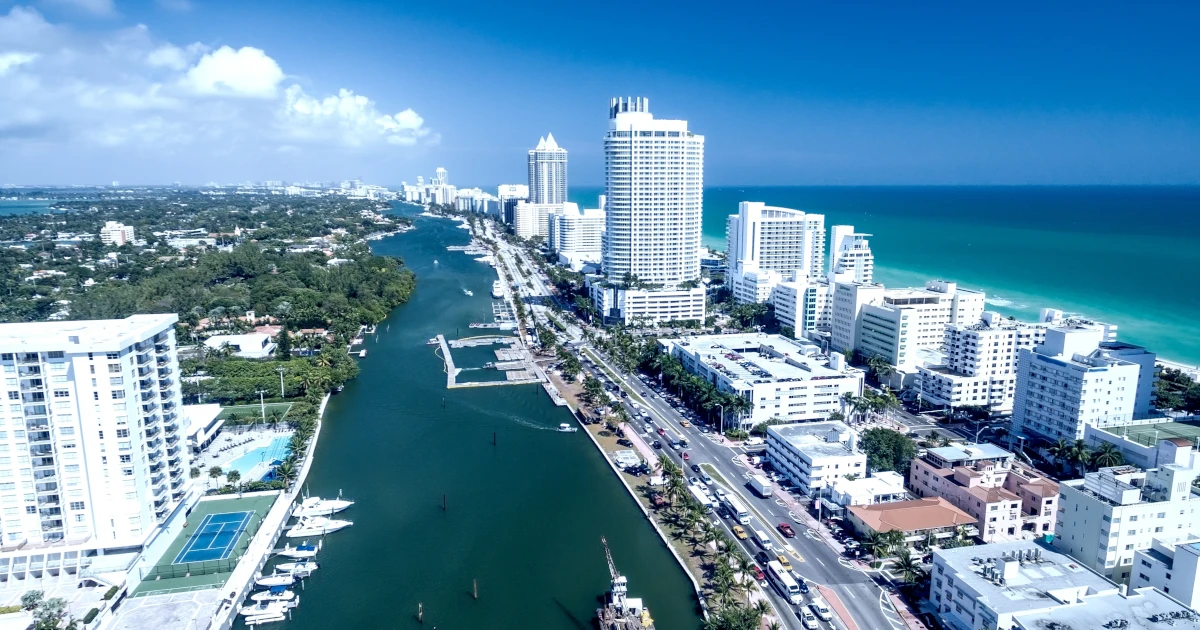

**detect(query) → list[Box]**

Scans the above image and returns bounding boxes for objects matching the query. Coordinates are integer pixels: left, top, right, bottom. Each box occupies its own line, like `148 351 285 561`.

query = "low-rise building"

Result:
847 497 976 547
829 471 907 507
659 333 864 427
765 421 865 496
1130 536 1200 608
203 333 275 359
910 444 1059 543
931 540 1194 630
1054 447 1200 584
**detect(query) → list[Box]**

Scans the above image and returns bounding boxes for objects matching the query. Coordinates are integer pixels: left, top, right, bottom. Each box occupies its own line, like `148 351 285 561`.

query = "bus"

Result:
723 495 751 525
687 484 715 512
766 560 802 605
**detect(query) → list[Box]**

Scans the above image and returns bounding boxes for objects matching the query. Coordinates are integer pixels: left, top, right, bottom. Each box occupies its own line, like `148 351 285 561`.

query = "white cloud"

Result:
0 6 434 180
183 46 283 98
40 0 115 17
0 52 39 76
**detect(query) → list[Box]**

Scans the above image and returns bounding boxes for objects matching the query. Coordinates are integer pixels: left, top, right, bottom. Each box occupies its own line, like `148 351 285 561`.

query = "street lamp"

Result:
716 404 724 436
276 366 286 398
255 389 267 431
975 424 1000 444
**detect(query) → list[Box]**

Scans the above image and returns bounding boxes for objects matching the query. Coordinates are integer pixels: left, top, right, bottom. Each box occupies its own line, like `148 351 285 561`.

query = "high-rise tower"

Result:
527 134 567 204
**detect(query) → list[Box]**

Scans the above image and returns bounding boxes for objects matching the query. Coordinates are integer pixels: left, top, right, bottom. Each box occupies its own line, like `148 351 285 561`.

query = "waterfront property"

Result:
660 332 864 427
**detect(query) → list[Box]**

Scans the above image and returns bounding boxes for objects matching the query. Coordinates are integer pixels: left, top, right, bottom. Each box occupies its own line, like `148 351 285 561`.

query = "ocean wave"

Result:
985 298 1014 307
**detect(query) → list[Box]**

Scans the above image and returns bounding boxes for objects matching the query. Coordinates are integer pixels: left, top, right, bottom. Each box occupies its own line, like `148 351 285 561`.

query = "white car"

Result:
714 488 727 499
701 474 713 486
809 602 833 622
800 610 819 629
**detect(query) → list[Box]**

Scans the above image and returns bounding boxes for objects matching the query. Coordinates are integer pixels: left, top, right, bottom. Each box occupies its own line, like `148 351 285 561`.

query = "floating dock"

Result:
435 334 541 389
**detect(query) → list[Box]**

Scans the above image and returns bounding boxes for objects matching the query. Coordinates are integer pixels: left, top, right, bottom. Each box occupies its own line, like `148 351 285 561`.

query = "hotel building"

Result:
528 134 568 205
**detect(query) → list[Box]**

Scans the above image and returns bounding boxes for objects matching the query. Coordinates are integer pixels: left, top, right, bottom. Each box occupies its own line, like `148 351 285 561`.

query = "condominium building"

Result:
1130 536 1200 608
770 277 834 338
496 184 528 225
0 315 190 553
765 421 865 496
99 221 135 246
1012 324 1156 442
828 225 873 283
1054 445 1200 583
930 541 1193 630
528 134 567 205
909 444 1059 543
660 333 863 428
513 201 565 239
595 97 705 324
726 202 825 304
548 204 605 259
917 312 1048 415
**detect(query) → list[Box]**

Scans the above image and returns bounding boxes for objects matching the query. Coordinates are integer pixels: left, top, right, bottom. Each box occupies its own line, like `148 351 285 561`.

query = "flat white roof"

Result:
0 314 176 352
767 421 859 459
664 333 857 387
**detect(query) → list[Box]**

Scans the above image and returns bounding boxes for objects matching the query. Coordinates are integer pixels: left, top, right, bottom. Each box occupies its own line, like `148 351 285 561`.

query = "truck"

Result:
749 474 773 498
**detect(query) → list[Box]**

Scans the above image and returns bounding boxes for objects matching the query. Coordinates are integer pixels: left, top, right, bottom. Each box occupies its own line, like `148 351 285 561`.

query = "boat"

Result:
596 537 655 629
463 289 474 296
558 423 579 433
276 560 319 576
240 600 297 617
293 496 355 518
250 586 297 603
492 280 505 299
275 543 319 560
254 571 297 588
427 337 440 345
286 516 353 538
358 349 367 358
244 611 288 626
433 259 438 265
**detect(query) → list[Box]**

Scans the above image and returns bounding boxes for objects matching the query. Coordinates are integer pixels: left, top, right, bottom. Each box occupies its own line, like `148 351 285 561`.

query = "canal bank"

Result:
269 205 702 629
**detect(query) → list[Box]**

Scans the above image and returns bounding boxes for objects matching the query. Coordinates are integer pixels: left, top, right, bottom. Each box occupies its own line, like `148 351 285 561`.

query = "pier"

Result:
435 334 541 388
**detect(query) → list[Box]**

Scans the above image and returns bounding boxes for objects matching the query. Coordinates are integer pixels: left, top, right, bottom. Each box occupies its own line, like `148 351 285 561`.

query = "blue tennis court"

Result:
172 511 253 564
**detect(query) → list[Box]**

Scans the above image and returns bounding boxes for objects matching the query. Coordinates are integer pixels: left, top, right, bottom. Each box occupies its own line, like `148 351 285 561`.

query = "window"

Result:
69 501 84 510
25 506 35 514
116 429 129 438
107 364 121 373
98 431 104 439
53 390 69 398
106 352 119 360
48 351 63 359
119 455 131 463
110 390 124 399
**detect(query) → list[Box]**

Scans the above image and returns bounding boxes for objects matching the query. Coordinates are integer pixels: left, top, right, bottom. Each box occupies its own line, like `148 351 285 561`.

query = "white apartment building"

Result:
1130 536 1200 608
829 471 907 507
726 202 825 304
828 225 873 283
99 221 135 247
930 541 1193 630
528 134 568 204
590 285 706 326
497 184 529 225
917 312 1048 415
765 421 866 496
1054 448 1200 583
770 277 834 338
659 333 864 427
513 201 566 239
548 204 605 259
832 280 985 368
596 97 705 324
1012 324 1156 442
0 316 190 558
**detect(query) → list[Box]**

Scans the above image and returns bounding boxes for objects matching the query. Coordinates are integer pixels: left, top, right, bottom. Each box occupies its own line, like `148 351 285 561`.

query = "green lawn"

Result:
216 402 293 421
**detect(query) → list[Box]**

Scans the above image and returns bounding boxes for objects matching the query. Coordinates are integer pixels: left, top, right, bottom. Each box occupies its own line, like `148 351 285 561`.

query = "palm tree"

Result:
864 531 889 559
884 529 907 555
752 599 771 623
893 550 922 584
273 459 297 488
227 470 242 493
189 466 201 480
1092 441 1125 469
1046 439 1071 475
207 465 223 489
1068 439 1092 476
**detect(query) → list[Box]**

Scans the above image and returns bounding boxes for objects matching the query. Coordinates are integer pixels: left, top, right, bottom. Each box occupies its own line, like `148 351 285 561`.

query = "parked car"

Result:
616 439 632 447
650 493 666 507
778 523 796 538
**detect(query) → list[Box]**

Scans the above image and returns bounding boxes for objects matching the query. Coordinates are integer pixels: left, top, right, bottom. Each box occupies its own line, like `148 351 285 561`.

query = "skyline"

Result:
1 1 1198 185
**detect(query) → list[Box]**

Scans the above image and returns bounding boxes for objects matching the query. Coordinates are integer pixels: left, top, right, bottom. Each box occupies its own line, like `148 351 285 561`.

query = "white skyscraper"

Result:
527 134 568 204
828 225 874 283
592 97 706 324
726 202 825 305
0 315 190 552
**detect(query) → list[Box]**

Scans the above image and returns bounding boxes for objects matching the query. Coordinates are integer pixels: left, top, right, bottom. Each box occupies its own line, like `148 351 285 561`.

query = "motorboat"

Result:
293 496 355 518
463 289 474 296
276 560 319 576
558 423 579 433
286 516 352 538
275 543 319 560
250 586 297 603
244 611 287 626
254 571 297 589
240 600 296 617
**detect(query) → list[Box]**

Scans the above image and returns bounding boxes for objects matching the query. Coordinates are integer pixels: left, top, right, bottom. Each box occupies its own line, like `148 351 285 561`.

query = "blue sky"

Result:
2 0 1197 185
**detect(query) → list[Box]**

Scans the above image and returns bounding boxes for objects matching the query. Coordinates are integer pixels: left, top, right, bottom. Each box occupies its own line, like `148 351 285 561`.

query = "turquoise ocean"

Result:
570 186 1200 365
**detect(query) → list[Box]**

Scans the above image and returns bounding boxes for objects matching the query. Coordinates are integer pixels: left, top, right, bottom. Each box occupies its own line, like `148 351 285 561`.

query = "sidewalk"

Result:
816 584 859 630
888 592 930 630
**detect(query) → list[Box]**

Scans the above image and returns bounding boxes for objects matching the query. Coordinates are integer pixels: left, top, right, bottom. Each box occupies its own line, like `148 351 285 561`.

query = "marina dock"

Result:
435 334 541 388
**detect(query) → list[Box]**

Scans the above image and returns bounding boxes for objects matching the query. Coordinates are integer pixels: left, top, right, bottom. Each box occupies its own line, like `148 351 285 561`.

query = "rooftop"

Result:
926 443 1013 463
0 314 176 352
767 421 859 459
935 541 1117 615
1012 586 1199 630
663 333 858 387
848 497 974 533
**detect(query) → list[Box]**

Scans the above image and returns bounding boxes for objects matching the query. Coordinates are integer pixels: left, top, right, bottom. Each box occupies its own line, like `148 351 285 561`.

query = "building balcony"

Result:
39 507 62 517
35 482 59 494
136 353 151 365
156 356 170 367
17 354 41 365
140 391 156 403
169 467 183 478
152 485 167 498
25 420 50 432
37 496 59 508
145 426 160 438
29 445 53 457
135 340 153 353
162 401 176 413
158 379 174 391
28 432 52 446
157 364 172 376
165 434 179 445
144 413 160 427
148 449 163 461
141 402 158 414
149 461 164 473
155 343 169 354
33 469 56 482
168 454 182 467
19 379 45 392
170 478 185 489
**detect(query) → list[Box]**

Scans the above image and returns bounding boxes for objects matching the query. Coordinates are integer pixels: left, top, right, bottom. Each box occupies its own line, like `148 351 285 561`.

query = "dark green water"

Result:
264 207 701 629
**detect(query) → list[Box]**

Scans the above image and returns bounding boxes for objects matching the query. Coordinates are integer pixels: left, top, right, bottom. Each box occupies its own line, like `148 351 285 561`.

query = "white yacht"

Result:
287 516 352 538
463 288 474 297
250 586 297 604
276 560 319 576
558 423 579 433
491 281 505 299
293 496 354 518
254 571 297 589
240 599 296 617
275 543 319 560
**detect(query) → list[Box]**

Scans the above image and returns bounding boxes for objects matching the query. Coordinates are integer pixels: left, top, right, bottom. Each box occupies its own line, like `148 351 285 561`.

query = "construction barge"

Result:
597 537 654 630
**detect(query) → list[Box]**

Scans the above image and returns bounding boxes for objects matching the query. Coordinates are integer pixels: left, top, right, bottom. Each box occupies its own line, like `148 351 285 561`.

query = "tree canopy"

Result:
860 428 918 473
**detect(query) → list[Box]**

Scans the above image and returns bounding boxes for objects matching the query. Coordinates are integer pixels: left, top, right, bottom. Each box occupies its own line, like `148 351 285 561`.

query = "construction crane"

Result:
602 536 620 582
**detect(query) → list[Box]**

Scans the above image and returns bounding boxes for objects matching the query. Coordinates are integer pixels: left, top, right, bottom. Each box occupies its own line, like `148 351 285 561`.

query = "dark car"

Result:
756 551 772 565
617 439 633 447
652 440 662 449
691 464 702 472
795 575 810 594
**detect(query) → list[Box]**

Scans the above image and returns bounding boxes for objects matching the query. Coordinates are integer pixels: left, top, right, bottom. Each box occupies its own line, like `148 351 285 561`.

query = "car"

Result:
732 525 748 539
679 420 690 428
644 424 653 433
657 427 666 435
778 523 796 538
755 551 771 565
689 476 701 485
701 474 713 486
791 573 810 594
616 439 632 447
682 451 690 461
691 464 701 472
809 602 833 622
751 565 766 582
652 440 662 449
714 488 726 499
776 554 793 571
800 610 819 629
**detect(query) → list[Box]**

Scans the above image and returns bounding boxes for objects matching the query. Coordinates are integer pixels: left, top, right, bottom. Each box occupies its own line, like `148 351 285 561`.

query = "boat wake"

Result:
455 399 560 432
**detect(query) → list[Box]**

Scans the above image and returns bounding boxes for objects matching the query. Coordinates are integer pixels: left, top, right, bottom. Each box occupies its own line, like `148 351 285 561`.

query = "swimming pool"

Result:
224 435 291 480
